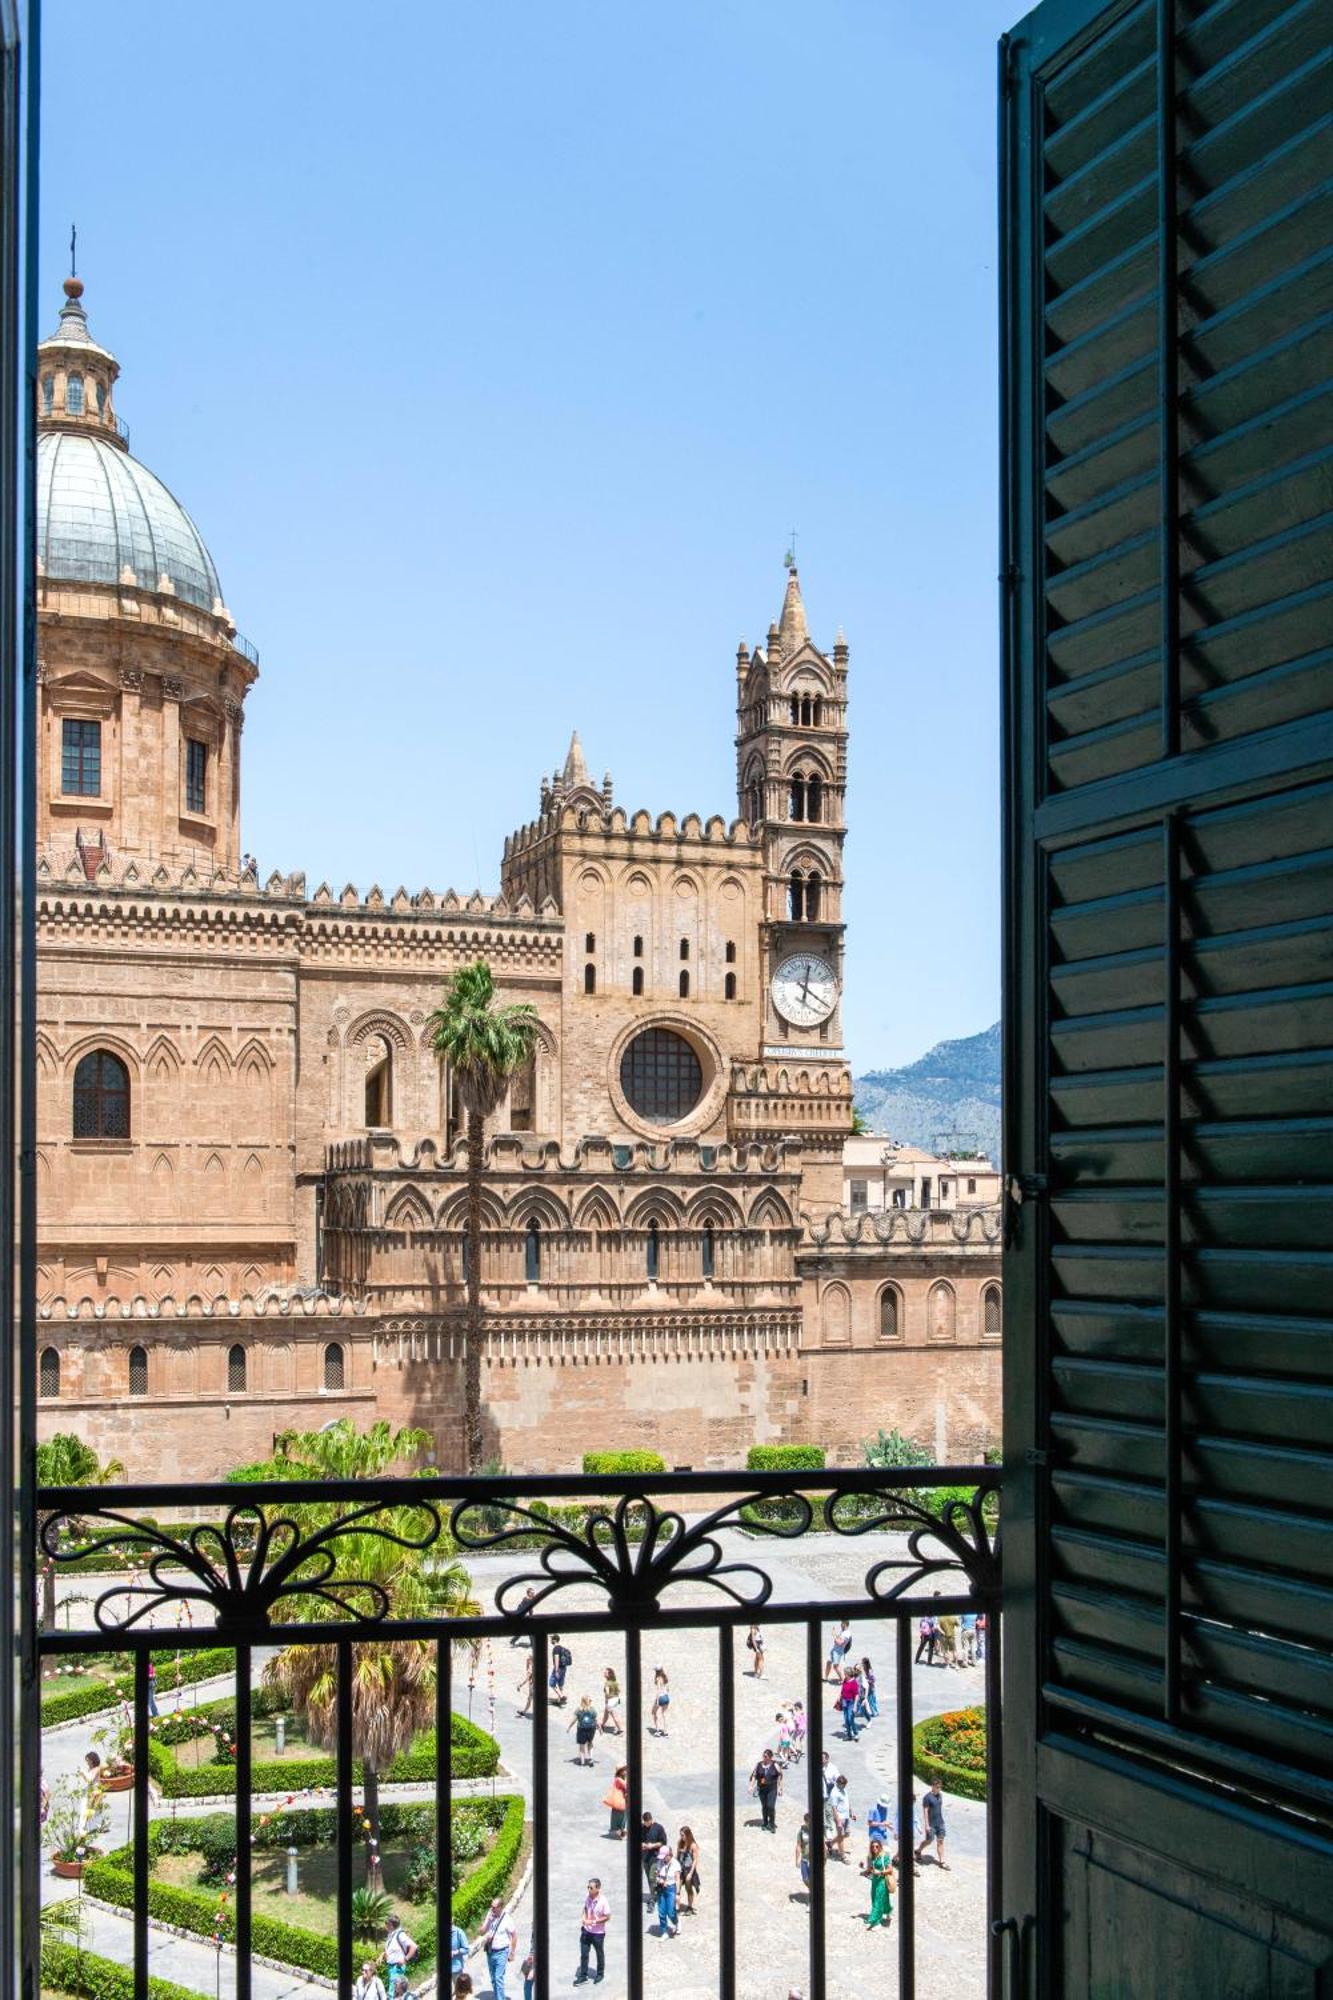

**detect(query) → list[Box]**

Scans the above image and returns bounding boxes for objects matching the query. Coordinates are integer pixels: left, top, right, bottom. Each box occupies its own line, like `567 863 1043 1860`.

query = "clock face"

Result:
771 952 838 1028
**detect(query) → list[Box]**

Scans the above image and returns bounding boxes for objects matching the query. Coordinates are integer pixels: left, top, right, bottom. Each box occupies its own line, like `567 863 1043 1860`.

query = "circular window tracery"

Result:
619 1027 703 1124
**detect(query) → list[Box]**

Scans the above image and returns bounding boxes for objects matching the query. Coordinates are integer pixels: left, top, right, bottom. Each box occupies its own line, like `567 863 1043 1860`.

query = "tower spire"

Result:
777 563 809 650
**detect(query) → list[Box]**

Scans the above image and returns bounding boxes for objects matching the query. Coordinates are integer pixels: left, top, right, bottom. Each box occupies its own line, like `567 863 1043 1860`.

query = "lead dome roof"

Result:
37 429 224 613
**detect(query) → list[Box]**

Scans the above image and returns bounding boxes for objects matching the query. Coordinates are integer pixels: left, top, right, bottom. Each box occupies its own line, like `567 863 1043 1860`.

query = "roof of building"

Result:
37 429 225 613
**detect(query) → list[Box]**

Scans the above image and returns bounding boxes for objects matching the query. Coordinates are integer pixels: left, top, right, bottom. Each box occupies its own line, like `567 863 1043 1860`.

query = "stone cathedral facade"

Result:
33 278 1001 1478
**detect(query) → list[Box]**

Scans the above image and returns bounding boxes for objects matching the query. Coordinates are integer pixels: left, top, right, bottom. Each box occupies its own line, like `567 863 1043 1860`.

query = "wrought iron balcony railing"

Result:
33 1465 1003 2000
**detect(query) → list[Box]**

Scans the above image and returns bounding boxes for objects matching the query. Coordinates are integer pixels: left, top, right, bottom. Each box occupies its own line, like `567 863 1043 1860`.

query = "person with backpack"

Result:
568 1693 599 1765
382 1915 418 2000
745 1623 765 1678
549 1635 573 1707
914 1612 939 1666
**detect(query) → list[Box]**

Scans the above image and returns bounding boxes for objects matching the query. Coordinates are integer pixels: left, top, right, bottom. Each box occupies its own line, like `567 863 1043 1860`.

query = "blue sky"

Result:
41 1 1016 1070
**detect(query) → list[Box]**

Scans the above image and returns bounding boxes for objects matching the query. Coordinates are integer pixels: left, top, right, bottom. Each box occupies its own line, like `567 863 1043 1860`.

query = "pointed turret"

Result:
778 565 809 650
563 730 590 788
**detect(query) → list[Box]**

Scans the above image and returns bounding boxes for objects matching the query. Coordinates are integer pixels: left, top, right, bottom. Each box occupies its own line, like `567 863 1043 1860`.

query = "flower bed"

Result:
42 1646 237 1729
912 1705 987 1801
145 1690 500 1799
82 1794 525 1982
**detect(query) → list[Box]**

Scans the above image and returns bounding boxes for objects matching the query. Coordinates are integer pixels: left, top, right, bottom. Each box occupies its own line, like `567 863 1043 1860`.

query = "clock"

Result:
771 952 839 1027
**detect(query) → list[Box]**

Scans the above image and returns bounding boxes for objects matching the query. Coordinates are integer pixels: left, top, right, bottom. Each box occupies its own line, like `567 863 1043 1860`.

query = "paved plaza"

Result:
42 1525 990 1999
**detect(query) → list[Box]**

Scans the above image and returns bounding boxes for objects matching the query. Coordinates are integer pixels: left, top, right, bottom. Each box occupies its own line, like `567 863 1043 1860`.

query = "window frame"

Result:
72 1049 130 1140
60 716 101 798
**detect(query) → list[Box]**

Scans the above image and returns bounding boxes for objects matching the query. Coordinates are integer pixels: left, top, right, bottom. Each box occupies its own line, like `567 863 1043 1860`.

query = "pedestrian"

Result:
549 1634 573 1706
794 1810 812 1894
829 1774 852 1860
146 1658 159 1718
976 1611 987 1662
890 1798 922 1873
790 1699 806 1761
383 1915 419 2000
838 1666 861 1740
938 1610 959 1667
914 1613 938 1666
509 1585 536 1645
826 1617 852 1682
449 1918 470 1981
775 1708 795 1766
568 1693 599 1765
480 1897 516 1997
574 1876 611 1984
520 1926 535 2000
653 1842 680 1938
746 1622 765 1678
859 1656 879 1720
452 1978 473 2000
915 1778 949 1868
639 1810 668 1907
602 1765 627 1838
749 1747 783 1831
959 1610 977 1666
862 1837 896 1930
516 1654 533 1718
353 1963 387 2000
866 1795 890 1846
599 1667 622 1735
649 1666 670 1736
676 1825 701 1913
820 1751 835 1799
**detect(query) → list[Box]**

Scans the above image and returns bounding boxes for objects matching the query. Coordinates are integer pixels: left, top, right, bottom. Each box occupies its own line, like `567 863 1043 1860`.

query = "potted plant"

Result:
48 1773 109 1879
92 1705 135 1791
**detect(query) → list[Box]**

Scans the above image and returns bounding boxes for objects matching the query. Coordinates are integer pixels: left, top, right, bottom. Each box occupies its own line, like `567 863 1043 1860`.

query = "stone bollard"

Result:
286 1847 299 1897
274 1715 286 1755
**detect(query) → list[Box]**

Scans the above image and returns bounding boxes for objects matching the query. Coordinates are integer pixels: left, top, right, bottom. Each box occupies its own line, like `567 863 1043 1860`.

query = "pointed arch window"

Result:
807 774 823 822
525 1218 542 1283
702 1220 716 1279
788 871 804 922
983 1284 1002 1340
363 1033 393 1128
73 1050 130 1139
324 1341 345 1389
646 1219 660 1281
128 1345 148 1397
790 696 800 725
228 1344 248 1393
806 873 822 921
879 1288 901 1341
788 774 806 822
39 1347 60 1399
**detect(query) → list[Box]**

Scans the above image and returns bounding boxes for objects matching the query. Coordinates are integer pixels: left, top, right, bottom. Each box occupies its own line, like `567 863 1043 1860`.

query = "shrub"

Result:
146 1696 499 1798
745 1444 826 1472
862 1427 932 1470
581 1450 667 1475
351 1887 393 1940
41 1934 204 2000
912 1706 988 1801
41 1643 236 1727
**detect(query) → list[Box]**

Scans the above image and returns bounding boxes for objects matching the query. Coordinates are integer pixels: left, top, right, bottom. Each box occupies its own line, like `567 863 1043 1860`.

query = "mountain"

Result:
853 1021 1001 1162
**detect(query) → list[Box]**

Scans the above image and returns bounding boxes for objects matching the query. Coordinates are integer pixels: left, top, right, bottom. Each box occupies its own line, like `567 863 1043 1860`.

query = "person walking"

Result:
959 1611 977 1667
838 1667 861 1740
353 1965 387 2000
829 1774 853 1860
574 1877 611 1984
449 1919 470 1982
520 1927 535 2000
146 1658 159 1718
516 1654 533 1718
915 1778 949 1868
639 1810 668 1907
649 1667 670 1736
861 1838 896 1930
568 1694 599 1765
749 1747 783 1831
794 1811 812 1895
914 1613 938 1666
480 1898 516 1997
790 1699 806 1760
675 1825 701 1914
826 1618 853 1683
937 1610 959 1667
383 1916 419 2000
452 1978 474 2000
599 1667 622 1735
746 1623 766 1678
549 1635 573 1706
653 1843 680 1938
976 1611 987 1662
602 1766 627 1838
509 1586 536 1645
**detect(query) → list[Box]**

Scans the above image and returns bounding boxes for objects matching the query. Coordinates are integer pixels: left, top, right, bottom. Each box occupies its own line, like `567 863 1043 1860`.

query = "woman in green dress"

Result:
862 1837 896 1929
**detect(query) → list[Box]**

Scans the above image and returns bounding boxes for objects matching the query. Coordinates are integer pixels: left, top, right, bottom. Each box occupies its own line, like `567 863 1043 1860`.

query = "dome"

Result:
37 429 224 615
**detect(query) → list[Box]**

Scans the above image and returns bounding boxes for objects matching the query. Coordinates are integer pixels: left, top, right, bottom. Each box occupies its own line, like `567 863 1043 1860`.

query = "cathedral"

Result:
33 276 1001 1477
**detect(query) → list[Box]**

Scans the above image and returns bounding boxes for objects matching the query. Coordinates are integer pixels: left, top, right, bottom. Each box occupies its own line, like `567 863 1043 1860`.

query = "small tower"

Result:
734 562 850 1054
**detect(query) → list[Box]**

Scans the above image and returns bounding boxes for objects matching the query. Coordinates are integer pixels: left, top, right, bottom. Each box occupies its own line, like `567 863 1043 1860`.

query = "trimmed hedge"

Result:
85 1794 525 1982
42 1645 237 1728
41 1933 206 2000
746 1444 826 1472
912 1707 988 1803
580 1450 667 1475
146 1694 499 1799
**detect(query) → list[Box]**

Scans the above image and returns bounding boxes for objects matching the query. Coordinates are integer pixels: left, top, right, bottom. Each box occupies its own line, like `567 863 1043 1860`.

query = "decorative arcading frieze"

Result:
503 803 762 861
38 1289 369 1323
801 1205 1003 1250
324 1132 804 1177
374 1307 804 1367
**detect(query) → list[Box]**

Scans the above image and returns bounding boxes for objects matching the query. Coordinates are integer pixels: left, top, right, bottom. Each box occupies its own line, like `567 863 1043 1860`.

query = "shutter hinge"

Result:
1025 1447 1050 1468
1006 1171 1047 1203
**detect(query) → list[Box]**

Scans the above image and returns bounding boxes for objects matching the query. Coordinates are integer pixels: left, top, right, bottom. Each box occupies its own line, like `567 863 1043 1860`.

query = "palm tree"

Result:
427 960 540 1470
35 1432 125 1631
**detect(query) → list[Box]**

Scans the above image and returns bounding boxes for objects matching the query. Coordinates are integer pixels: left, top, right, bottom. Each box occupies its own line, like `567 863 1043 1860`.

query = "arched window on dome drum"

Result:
702 1220 716 1279
128 1345 148 1397
41 374 53 414
95 381 106 414
525 1219 541 1284
39 1348 60 1399
73 1050 129 1139
228 1344 248 1393
983 1284 1002 1339
324 1342 345 1390
646 1219 660 1281
66 372 83 414
679 970 689 999
584 963 596 995
632 967 644 996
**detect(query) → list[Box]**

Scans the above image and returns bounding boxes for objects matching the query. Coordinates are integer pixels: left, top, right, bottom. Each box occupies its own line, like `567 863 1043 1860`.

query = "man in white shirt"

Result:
481 1897 515 1998
382 1915 417 1999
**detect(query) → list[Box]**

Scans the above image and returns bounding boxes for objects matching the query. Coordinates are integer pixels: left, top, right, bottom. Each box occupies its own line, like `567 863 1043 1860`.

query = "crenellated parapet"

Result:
325 1131 804 1179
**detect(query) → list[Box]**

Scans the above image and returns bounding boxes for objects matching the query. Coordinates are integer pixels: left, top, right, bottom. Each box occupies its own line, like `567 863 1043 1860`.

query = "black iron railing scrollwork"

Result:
34 1466 1004 2000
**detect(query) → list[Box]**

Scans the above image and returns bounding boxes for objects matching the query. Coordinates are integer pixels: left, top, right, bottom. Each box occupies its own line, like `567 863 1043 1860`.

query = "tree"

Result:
427 960 540 1469
258 1421 471 1877
35 1432 125 1632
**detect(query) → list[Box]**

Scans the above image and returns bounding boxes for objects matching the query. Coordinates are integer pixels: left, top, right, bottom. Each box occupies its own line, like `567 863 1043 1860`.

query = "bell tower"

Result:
735 561 849 1053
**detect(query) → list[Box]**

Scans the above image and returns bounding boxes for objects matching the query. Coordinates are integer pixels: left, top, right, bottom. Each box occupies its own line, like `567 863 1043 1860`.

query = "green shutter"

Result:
1003 0 1333 1906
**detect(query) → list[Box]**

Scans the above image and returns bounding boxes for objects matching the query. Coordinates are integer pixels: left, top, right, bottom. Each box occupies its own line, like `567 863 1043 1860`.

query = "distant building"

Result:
33 277 1000 1475
842 1135 1002 1215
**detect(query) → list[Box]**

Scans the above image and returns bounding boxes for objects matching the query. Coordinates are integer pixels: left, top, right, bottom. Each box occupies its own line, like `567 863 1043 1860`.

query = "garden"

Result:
912 1705 988 1800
